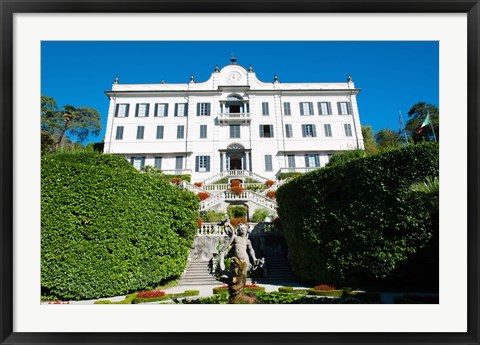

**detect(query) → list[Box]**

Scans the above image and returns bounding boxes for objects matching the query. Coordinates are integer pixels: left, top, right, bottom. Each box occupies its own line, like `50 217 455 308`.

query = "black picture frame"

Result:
1 1 479 344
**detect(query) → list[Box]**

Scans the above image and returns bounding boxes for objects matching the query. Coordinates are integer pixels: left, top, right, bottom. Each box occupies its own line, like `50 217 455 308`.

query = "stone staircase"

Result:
178 260 220 286
254 254 297 285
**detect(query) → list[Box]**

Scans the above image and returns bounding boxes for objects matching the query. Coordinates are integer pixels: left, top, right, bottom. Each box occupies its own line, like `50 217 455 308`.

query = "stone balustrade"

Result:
197 222 276 236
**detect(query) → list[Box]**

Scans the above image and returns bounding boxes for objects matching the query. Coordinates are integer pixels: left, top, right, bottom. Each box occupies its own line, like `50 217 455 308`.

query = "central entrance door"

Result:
229 156 242 170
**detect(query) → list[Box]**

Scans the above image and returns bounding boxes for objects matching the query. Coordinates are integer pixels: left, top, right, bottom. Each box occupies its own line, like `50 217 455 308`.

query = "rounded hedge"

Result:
276 143 439 286
41 152 199 300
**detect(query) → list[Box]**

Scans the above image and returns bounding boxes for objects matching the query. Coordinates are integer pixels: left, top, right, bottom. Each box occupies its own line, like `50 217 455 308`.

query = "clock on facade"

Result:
227 71 242 83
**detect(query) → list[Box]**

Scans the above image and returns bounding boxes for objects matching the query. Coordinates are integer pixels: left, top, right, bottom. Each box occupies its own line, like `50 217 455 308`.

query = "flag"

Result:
415 112 431 134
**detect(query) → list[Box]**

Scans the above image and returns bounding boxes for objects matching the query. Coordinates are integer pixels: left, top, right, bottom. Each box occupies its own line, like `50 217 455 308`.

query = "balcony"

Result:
218 112 251 125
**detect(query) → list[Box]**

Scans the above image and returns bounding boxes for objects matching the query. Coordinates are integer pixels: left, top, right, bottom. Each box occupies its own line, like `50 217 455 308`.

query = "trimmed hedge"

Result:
278 286 308 295
307 289 344 297
132 290 199 304
42 152 199 300
212 286 266 295
276 143 439 286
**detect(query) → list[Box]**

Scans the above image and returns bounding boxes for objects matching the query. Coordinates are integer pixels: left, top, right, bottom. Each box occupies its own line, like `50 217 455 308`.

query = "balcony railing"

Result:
218 112 251 125
276 167 321 176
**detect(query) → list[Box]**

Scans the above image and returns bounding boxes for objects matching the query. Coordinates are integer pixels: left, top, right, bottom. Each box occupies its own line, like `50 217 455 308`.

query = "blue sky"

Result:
41 41 439 144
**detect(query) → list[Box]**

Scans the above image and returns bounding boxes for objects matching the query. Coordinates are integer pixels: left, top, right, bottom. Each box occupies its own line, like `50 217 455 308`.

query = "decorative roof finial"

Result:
161 80 165 84
230 52 237 65
274 74 279 83
190 74 195 83
114 75 119 84
347 74 353 82
249 64 253 72
215 65 220 72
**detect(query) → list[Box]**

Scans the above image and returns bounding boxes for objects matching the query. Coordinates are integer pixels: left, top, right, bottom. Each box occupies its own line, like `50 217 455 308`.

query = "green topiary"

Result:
42 152 199 300
276 143 439 287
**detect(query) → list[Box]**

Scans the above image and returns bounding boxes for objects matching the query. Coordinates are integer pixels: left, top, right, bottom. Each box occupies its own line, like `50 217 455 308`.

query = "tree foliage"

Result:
405 102 439 143
326 149 365 168
41 95 102 153
374 128 403 150
41 152 198 300
361 125 379 155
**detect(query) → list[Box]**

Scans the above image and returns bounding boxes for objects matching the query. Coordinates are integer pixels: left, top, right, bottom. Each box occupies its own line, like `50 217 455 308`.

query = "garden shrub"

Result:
276 143 439 286
212 285 265 295
132 290 200 304
278 286 308 295
251 208 270 223
278 172 302 180
42 151 199 300
307 289 344 297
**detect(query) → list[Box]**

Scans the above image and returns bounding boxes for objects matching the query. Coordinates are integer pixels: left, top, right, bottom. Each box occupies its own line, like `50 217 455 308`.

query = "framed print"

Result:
1 1 479 344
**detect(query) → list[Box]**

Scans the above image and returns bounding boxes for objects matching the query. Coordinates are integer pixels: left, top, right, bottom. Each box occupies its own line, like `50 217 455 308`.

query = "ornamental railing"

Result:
199 190 277 213
203 170 269 185
197 222 276 236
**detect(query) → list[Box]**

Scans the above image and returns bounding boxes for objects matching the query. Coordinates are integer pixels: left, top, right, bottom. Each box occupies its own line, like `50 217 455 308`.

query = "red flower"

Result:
313 284 336 291
265 180 275 187
266 191 276 199
230 217 247 227
231 180 241 187
137 290 166 298
194 182 203 187
196 218 204 227
197 192 210 200
230 186 244 195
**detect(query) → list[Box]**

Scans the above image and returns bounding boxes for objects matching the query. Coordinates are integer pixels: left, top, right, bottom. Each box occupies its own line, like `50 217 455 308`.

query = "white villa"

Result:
103 58 364 220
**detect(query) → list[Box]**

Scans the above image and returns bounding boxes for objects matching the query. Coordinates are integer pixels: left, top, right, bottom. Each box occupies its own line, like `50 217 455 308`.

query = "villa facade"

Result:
103 58 364 184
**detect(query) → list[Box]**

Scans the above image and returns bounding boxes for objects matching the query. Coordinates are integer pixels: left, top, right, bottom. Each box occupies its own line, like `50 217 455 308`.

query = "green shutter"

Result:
135 104 139 117
154 103 158 117
164 104 169 117
195 156 199 172
115 104 119 117
196 103 200 116
300 103 304 116
312 125 317 137
206 156 211 172
145 104 150 117
174 104 178 117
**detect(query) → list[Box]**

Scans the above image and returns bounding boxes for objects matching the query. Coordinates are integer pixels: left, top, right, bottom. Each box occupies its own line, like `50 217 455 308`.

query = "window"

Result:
318 102 332 115
156 125 164 139
199 125 208 139
305 154 320 168
115 126 124 140
175 156 184 171
115 103 130 117
136 126 144 139
175 103 188 117
130 157 145 170
285 124 293 138
344 123 353 137
177 125 185 139
135 103 150 117
195 156 211 172
300 102 314 116
154 103 168 117
265 155 273 171
337 101 353 115
197 103 211 116
283 102 291 116
230 124 240 138
262 102 270 115
302 124 317 137
259 125 274 138
154 157 162 170
324 124 332 137
287 154 296 168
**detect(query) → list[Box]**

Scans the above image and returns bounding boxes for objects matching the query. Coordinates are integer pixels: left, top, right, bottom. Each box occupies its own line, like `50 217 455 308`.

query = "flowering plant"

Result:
265 180 275 187
170 177 182 184
230 185 244 195
266 190 276 199
137 290 166 298
197 192 210 201
231 179 241 187
313 284 336 291
230 217 247 227
194 182 203 187
196 218 204 227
